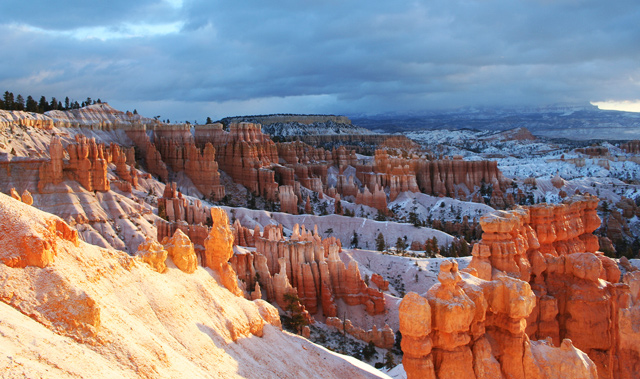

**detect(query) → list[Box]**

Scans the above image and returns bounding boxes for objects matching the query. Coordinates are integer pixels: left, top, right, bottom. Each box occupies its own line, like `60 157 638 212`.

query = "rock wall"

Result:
416 156 504 198
401 194 638 379
230 223 385 318
155 137 225 200
37 135 111 193
400 260 598 379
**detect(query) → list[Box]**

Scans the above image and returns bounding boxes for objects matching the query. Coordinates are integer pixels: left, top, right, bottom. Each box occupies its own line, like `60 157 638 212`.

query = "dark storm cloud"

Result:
0 0 638 120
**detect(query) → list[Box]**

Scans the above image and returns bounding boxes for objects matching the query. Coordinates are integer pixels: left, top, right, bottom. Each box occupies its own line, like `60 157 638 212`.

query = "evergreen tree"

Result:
395 237 407 254
64 97 70 110
375 233 386 252
25 96 37 112
38 96 48 112
206 116 213 124
15 94 25 111
384 351 396 369
351 231 359 249
3 91 14 110
283 293 308 334
363 341 376 361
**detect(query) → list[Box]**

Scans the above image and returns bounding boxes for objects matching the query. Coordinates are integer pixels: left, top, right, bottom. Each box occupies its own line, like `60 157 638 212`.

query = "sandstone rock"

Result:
203 207 242 296
21 189 33 205
135 237 168 273
164 229 197 273
0 193 78 268
10 187 20 200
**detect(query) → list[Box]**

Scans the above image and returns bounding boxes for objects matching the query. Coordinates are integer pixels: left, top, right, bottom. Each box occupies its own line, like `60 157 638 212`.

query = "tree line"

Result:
0 91 104 113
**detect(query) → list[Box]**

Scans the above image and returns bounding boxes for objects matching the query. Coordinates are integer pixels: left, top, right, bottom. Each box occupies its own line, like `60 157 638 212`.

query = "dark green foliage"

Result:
351 231 359 248
376 232 386 252
395 236 408 254
362 341 376 361
384 350 396 369
282 293 309 334
0 90 99 113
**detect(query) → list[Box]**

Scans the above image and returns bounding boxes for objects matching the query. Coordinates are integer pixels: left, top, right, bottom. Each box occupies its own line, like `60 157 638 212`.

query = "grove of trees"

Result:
0 90 103 113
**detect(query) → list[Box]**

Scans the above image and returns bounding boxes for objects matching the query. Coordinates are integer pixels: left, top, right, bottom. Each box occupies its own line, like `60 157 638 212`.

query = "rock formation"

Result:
278 185 299 214
401 194 637 379
163 229 198 273
203 207 243 296
326 317 395 349
400 259 598 379
155 137 225 200
135 237 169 273
230 223 386 319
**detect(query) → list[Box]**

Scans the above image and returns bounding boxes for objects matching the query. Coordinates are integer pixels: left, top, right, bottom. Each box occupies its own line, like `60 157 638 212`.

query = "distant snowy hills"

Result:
350 104 640 140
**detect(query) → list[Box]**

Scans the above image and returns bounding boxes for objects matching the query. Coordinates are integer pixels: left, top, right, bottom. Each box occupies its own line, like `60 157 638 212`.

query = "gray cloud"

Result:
0 0 638 121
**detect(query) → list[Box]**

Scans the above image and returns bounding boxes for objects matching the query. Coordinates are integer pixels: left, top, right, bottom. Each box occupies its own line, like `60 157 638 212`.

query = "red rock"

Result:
163 229 197 273
371 273 389 291
203 207 242 296
278 185 298 214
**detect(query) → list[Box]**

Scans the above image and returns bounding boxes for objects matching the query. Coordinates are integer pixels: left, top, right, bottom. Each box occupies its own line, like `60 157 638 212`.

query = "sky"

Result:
0 0 639 122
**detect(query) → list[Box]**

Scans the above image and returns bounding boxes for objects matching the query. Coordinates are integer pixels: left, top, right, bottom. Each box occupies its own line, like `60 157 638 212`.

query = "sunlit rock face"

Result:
400 194 636 379
230 223 386 319
203 207 243 296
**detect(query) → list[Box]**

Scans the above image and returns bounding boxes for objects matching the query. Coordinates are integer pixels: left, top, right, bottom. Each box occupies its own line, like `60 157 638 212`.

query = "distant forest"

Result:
0 91 104 113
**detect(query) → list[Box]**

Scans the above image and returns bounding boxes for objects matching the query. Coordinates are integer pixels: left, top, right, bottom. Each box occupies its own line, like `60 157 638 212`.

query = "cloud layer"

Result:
1 0 639 121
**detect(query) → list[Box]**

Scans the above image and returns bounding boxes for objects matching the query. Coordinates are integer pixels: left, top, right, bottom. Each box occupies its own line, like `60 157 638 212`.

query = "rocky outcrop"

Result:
621 140 640 154
416 157 504 198
203 207 243 296
279 185 298 214
135 237 168 273
164 229 198 273
155 137 225 200
37 135 111 192
230 223 385 319
448 194 639 379
355 184 388 213
400 259 598 379
326 317 394 349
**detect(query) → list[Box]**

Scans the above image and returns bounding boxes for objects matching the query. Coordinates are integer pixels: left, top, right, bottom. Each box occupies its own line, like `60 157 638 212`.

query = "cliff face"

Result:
230 223 386 319
400 194 638 379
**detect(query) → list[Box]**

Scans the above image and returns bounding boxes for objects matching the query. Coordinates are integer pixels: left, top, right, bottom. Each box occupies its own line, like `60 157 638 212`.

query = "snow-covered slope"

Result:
0 193 389 379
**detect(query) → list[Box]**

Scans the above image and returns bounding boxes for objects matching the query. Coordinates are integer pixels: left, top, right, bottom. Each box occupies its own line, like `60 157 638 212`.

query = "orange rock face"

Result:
210 122 279 200
416 157 504 198
66 135 110 192
0 193 78 268
135 237 168 273
278 185 298 214
164 229 197 273
156 137 225 200
230 223 386 322
423 193 639 379
326 317 395 349
203 207 242 296
400 258 598 379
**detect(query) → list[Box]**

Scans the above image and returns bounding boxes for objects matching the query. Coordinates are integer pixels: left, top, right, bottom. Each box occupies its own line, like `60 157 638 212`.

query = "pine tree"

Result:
395 237 407 254
384 351 396 369
15 94 25 111
3 91 14 110
206 116 213 124
38 96 48 112
25 96 38 112
351 231 359 249
376 233 386 252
